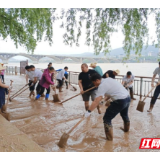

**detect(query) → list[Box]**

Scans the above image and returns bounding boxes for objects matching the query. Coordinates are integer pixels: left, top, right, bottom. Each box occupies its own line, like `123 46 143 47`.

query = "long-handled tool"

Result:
70 83 77 91
9 84 31 101
58 117 85 148
60 86 96 104
136 84 157 112
10 83 29 99
1 80 13 112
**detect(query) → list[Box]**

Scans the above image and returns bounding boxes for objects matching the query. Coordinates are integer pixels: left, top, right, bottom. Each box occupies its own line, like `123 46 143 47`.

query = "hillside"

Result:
69 45 159 57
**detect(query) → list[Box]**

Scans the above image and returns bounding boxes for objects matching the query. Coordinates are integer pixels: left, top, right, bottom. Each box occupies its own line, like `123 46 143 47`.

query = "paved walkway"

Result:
0 114 44 152
1 74 160 152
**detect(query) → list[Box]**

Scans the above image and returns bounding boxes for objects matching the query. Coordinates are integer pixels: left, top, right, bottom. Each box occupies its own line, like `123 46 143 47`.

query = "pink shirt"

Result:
0 69 5 75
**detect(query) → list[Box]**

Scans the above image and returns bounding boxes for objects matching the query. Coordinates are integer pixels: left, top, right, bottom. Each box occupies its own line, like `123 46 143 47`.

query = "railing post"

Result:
6 66 8 74
69 71 71 85
15 66 17 75
140 78 143 100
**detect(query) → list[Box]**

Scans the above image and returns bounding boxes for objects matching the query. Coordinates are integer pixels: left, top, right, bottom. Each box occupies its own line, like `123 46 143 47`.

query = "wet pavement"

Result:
3 74 160 152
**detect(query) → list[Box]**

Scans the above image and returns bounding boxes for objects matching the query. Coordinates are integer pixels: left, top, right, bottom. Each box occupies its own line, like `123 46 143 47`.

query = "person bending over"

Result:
35 67 55 100
122 71 136 100
148 62 160 112
102 70 120 79
56 67 68 92
85 73 131 141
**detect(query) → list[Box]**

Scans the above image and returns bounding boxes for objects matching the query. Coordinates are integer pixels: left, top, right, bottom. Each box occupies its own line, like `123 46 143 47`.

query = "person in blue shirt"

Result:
89 63 103 76
56 68 69 89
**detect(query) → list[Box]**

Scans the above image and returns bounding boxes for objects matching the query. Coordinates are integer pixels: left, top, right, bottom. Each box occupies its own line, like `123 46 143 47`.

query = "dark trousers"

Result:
57 79 63 88
38 85 51 95
103 96 131 125
151 85 160 105
64 74 68 87
1 75 4 82
29 80 36 92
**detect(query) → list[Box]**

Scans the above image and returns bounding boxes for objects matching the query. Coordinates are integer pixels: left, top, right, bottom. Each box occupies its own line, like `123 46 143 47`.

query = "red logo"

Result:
139 138 160 149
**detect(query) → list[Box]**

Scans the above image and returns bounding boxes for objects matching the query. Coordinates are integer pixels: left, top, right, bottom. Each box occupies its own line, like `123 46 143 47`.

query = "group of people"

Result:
25 63 69 100
0 61 160 142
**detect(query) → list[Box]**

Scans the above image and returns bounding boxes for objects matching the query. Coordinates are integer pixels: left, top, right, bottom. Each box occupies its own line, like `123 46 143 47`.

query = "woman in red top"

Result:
36 67 55 100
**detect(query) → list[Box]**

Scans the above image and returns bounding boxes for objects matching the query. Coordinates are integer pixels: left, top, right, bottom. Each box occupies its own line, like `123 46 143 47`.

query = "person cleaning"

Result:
78 63 101 114
35 67 55 100
102 70 120 79
85 73 130 141
122 71 136 100
0 64 10 120
148 62 160 112
0 63 5 83
89 63 103 76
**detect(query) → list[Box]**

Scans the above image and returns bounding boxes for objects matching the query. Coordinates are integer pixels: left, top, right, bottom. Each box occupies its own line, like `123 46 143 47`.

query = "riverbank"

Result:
1 75 160 152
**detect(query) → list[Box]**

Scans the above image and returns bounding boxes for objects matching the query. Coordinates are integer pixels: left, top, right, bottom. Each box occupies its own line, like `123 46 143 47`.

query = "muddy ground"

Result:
3 75 160 152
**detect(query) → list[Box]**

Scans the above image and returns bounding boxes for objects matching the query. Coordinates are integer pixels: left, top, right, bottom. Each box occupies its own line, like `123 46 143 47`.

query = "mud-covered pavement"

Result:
4 75 160 152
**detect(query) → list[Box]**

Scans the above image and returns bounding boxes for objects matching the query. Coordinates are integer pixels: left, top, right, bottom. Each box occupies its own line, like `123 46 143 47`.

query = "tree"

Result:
1 8 160 59
0 8 55 53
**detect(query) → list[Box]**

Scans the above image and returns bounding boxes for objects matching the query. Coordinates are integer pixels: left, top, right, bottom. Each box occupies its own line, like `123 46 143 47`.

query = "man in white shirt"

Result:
85 73 130 141
122 71 136 100
25 65 36 97
148 62 160 112
30 65 43 95
56 66 68 92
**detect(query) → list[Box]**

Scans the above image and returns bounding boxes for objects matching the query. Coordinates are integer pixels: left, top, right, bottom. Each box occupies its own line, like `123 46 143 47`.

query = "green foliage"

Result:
1 8 160 59
0 8 55 53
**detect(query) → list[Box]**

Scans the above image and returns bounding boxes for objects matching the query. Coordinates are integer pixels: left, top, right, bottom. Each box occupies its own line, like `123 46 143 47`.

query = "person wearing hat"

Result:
89 63 103 76
148 62 160 112
0 64 10 120
0 63 5 84
102 70 120 79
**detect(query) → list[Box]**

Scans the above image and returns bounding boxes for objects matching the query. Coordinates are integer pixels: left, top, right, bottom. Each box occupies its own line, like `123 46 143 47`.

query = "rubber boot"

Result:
121 121 130 132
0 110 10 121
97 105 101 114
104 123 113 141
147 104 154 112
130 90 136 100
45 94 49 100
85 106 89 111
59 87 63 92
1 105 7 112
35 94 41 100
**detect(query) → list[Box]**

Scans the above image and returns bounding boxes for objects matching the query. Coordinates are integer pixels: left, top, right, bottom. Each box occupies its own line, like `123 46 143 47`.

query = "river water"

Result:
7 62 160 77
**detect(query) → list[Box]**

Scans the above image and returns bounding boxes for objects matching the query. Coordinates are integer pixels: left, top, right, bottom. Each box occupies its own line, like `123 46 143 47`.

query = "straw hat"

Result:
89 63 97 68
114 69 120 75
0 64 5 70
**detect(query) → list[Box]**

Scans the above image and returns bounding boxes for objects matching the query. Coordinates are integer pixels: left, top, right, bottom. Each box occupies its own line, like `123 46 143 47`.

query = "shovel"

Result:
58 117 85 148
60 86 96 104
136 85 157 112
52 87 60 102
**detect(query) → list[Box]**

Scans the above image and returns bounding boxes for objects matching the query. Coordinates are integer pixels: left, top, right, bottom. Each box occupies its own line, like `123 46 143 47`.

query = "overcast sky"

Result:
0 12 157 55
